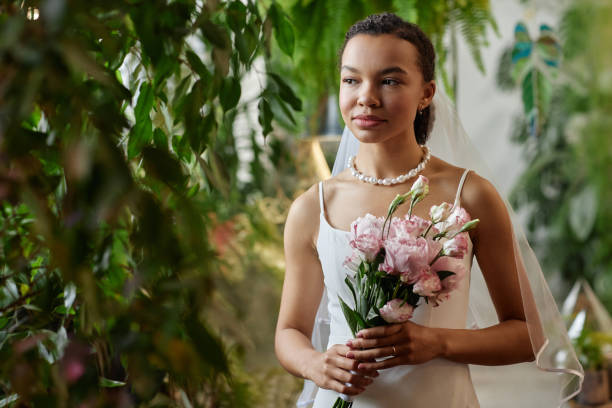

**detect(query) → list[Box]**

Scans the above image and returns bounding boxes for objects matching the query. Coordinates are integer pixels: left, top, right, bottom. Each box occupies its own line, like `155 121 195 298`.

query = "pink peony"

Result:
431 256 467 294
413 270 442 297
387 216 430 240
381 236 429 283
442 233 469 259
380 299 414 323
349 213 384 261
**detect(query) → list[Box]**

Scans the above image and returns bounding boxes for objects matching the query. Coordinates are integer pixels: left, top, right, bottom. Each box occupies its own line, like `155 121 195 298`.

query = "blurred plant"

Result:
497 22 561 137
497 1 612 310
0 0 302 406
270 0 498 134
573 329 612 371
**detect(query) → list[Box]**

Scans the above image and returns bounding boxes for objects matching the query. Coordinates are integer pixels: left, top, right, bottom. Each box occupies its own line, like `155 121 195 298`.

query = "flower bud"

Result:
429 202 453 223
409 175 429 199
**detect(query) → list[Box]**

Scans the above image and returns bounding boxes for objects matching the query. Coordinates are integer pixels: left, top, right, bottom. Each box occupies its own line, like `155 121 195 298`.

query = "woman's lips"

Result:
353 116 386 128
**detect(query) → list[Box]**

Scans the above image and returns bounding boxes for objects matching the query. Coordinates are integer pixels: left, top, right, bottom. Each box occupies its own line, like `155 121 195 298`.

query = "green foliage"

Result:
497 22 561 137
0 0 300 405
573 329 612 370
501 1 612 311
271 0 497 133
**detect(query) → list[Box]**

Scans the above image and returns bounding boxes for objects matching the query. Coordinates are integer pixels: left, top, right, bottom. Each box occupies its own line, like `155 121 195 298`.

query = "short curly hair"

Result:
339 13 436 144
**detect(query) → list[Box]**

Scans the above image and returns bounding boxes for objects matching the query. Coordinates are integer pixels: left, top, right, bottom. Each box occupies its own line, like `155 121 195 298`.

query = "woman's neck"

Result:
354 134 424 180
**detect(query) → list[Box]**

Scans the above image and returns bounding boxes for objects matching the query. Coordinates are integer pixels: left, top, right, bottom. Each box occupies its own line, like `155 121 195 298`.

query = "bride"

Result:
275 12 582 407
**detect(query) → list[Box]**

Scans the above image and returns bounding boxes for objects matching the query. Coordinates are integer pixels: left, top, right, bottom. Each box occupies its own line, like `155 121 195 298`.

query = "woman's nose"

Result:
357 83 380 107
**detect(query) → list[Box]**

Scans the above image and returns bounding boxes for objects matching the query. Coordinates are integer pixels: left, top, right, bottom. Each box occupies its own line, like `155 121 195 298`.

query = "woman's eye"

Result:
382 78 399 85
342 78 357 85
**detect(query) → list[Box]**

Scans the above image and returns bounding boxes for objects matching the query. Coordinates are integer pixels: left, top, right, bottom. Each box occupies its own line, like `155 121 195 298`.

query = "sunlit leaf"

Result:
100 378 126 387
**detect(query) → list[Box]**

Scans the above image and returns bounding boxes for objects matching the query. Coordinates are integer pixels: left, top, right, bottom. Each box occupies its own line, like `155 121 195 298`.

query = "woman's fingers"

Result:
347 331 403 350
348 345 397 361
334 346 380 378
356 356 402 371
356 323 403 339
330 366 374 389
327 379 366 396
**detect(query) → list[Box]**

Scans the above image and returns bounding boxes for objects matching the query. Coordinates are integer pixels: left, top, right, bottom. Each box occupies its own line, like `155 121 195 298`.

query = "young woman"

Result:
275 13 581 407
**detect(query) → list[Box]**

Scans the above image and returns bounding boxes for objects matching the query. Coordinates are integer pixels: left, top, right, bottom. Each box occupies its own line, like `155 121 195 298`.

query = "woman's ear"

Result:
421 80 436 109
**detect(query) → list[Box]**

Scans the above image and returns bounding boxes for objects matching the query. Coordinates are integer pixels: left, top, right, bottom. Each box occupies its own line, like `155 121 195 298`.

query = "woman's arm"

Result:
274 184 377 395
345 172 535 369
437 172 534 365
275 185 326 379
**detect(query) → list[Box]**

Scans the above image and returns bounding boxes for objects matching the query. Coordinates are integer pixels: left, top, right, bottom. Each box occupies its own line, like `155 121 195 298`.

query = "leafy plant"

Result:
271 0 498 134
0 0 301 405
497 1 612 311
573 329 612 371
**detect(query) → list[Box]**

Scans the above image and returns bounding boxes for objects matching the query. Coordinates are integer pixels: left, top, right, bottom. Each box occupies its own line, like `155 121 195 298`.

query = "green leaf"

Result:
99 378 126 388
134 82 154 123
344 276 357 306
142 147 187 190
220 77 241 111
436 270 456 281
153 128 168 150
185 318 229 373
226 1 247 33
185 50 211 81
199 20 231 49
269 73 302 111
128 116 153 160
129 82 155 159
64 282 76 311
258 97 273 137
269 4 295 57
339 296 358 336
568 184 598 241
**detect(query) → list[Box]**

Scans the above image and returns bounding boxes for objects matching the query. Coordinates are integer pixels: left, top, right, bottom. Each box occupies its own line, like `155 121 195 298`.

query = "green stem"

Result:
392 280 401 298
422 220 437 238
429 249 444 266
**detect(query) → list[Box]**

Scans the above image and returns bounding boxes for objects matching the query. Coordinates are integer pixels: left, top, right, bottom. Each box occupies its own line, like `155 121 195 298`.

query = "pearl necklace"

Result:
348 146 431 186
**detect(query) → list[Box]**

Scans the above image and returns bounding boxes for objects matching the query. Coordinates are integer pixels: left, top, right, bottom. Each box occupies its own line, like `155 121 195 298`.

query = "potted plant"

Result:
574 329 610 405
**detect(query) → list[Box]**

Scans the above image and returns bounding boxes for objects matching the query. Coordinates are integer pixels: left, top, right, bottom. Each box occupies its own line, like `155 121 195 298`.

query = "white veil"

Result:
297 89 583 407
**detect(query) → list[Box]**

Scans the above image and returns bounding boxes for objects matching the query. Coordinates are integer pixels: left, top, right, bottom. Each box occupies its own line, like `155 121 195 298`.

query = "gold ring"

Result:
392 345 397 355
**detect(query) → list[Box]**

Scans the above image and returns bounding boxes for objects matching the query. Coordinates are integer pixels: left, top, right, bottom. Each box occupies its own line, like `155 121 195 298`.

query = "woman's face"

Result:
339 34 435 144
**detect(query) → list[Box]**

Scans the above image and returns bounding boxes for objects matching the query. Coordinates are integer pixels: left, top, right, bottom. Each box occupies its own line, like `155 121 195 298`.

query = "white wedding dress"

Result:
312 168 480 408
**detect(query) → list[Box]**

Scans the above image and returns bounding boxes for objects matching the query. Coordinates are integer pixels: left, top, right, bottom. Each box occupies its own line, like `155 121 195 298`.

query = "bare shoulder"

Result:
461 171 504 215
427 156 470 196
285 182 321 248
460 170 511 246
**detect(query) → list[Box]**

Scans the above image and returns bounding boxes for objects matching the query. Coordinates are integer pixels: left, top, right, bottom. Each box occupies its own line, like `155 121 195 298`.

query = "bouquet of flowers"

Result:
332 175 479 408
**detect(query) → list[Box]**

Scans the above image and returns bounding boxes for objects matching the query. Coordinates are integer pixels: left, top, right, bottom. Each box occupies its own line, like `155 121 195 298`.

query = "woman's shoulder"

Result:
284 182 322 244
429 156 501 213
455 168 506 228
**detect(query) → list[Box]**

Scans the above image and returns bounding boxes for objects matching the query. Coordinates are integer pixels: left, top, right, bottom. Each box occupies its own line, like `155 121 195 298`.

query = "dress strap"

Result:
318 181 325 214
453 169 471 208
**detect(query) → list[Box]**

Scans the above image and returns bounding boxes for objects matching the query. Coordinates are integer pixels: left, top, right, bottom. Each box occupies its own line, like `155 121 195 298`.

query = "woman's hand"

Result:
306 344 380 396
345 322 445 370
